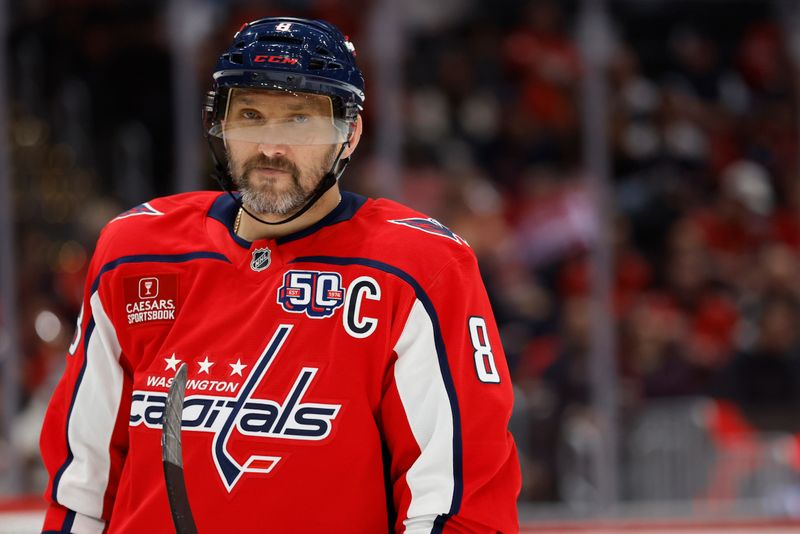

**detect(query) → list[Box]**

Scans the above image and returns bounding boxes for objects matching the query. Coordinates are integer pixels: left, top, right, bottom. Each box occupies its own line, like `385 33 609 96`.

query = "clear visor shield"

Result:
209 88 350 146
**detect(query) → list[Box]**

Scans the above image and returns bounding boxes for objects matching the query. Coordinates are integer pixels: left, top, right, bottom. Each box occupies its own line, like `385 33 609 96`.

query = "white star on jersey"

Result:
164 353 181 371
198 356 214 374
229 359 247 376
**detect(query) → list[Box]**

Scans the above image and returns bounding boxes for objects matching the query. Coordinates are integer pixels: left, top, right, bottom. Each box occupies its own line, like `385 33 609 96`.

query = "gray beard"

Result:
228 146 338 216
237 172 309 216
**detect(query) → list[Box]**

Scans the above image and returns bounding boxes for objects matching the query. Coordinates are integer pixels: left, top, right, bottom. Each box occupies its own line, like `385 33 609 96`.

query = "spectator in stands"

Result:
715 295 800 411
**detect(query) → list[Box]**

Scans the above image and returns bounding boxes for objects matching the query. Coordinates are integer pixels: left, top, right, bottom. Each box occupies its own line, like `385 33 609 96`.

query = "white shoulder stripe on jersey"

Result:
393 299 455 529
57 290 123 520
71 511 106 533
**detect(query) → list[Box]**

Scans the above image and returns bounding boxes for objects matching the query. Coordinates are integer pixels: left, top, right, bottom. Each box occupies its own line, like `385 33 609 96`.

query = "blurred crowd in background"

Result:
4 0 800 510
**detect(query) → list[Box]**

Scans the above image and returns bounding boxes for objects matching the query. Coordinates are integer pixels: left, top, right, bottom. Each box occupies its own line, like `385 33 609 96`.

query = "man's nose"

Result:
256 141 288 158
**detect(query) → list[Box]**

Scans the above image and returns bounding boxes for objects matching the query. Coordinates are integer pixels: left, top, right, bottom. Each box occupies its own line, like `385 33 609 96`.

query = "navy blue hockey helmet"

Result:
203 17 365 227
203 17 365 136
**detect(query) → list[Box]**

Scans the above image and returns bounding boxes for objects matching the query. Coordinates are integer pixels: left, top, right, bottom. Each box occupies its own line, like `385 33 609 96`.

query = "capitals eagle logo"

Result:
388 217 468 245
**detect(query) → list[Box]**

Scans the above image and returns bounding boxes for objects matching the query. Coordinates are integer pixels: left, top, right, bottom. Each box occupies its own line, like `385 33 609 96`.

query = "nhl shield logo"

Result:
250 247 271 272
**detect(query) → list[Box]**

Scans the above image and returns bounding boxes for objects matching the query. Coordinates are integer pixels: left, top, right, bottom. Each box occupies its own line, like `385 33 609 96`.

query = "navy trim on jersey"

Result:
207 192 251 249
206 191 367 248
289 255 464 522
60 510 76 533
51 318 96 504
53 252 229 505
381 440 397 533
90 252 231 294
431 514 451 534
277 191 367 245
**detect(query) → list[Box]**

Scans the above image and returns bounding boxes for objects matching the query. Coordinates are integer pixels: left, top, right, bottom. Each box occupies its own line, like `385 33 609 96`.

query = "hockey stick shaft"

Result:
161 363 198 534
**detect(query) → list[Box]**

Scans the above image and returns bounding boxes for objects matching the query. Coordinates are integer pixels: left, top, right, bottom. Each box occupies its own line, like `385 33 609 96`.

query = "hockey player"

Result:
40 17 521 533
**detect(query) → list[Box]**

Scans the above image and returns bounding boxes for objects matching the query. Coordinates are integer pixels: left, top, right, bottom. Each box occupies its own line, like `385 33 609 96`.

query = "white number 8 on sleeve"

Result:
68 302 85 356
468 316 501 383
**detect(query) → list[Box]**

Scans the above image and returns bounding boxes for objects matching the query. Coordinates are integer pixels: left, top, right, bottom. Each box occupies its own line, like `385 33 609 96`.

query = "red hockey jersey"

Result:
40 191 521 533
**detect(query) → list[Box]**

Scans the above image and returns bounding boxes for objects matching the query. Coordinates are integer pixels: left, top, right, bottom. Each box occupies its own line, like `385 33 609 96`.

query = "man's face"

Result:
223 89 346 216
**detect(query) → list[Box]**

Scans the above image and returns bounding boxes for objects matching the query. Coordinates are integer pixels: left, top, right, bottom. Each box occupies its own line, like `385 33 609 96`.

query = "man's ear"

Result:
342 115 363 158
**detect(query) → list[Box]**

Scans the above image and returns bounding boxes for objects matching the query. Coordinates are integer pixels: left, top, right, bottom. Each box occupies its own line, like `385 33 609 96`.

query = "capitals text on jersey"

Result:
129 325 341 491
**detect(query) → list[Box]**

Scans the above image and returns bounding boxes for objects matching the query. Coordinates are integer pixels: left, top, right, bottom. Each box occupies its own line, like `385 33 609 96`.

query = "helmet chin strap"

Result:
210 141 350 228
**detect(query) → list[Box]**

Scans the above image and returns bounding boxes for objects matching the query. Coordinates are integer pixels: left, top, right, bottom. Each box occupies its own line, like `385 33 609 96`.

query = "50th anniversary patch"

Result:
123 274 179 325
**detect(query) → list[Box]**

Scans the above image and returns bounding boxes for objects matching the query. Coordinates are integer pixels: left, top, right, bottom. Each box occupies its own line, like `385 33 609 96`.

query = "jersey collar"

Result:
207 192 251 249
206 190 367 249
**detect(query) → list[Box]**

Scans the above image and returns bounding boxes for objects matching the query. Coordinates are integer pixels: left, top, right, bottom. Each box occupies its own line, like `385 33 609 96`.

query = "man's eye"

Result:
291 115 310 125
240 110 262 120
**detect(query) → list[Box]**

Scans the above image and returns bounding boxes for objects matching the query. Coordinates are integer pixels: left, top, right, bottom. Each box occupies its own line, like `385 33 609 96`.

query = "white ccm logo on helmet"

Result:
129 325 341 491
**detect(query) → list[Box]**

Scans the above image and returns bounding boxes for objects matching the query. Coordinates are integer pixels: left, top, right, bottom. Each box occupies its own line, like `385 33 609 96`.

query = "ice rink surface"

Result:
1 509 799 534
